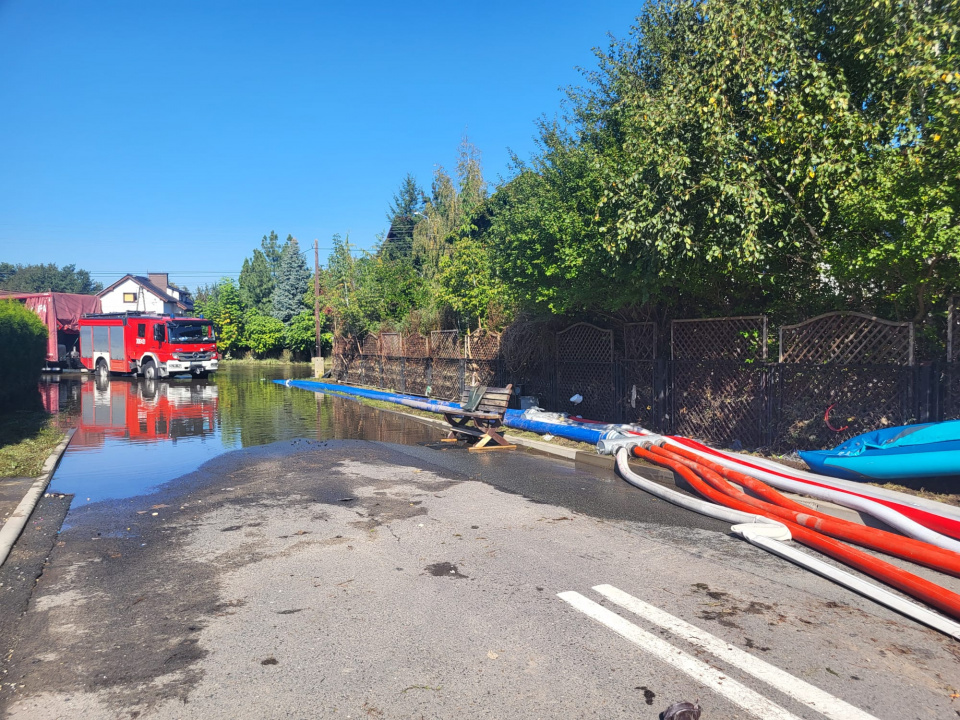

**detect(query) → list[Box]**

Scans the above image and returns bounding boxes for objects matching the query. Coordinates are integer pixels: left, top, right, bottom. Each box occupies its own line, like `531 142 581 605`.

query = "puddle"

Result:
43 365 444 508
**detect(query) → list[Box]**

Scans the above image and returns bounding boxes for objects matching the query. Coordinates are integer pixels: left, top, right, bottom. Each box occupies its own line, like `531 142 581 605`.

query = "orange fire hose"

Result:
631 445 960 621
645 444 960 578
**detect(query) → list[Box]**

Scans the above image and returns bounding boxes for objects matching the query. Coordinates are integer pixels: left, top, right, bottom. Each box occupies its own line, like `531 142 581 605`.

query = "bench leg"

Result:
468 428 516 453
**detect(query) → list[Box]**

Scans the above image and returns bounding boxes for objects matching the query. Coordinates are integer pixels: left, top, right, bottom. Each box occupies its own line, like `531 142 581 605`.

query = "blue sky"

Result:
0 0 640 291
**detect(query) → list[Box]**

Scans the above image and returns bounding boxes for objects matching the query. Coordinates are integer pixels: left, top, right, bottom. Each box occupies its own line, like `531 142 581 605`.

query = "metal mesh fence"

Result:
330 310 956 449
431 358 463 400
774 364 910 451
398 359 424 395
672 361 767 447
381 356 404 392
943 365 960 421
466 359 502 388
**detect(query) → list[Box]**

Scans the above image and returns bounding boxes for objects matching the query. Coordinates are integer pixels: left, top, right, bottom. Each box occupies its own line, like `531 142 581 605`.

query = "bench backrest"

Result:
460 384 513 415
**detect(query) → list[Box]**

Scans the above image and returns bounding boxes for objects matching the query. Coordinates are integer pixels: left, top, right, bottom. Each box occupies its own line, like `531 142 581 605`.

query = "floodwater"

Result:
41 365 445 508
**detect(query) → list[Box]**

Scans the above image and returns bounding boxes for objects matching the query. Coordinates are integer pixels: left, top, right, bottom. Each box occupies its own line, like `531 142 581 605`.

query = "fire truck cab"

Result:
79 313 219 379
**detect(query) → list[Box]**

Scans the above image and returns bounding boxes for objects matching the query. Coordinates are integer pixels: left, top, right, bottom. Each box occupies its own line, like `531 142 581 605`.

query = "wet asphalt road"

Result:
0 428 958 719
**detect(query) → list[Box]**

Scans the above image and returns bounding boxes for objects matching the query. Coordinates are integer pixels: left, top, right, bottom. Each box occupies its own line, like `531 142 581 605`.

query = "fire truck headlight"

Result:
171 353 180 360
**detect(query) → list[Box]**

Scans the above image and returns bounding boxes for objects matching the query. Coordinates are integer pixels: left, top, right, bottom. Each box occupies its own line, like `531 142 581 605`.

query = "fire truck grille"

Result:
178 351 215 361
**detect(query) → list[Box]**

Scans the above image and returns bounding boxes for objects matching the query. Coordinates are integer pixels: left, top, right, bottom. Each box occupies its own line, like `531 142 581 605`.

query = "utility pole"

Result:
314 239 321 361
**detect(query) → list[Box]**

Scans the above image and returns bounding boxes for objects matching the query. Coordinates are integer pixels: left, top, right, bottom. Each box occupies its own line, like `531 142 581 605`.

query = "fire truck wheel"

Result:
95 359 108 380
142 360 157 380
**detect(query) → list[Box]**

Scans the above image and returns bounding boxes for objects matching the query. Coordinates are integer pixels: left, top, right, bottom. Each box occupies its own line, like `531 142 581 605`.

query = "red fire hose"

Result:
646 444 960 578
631 445 960 621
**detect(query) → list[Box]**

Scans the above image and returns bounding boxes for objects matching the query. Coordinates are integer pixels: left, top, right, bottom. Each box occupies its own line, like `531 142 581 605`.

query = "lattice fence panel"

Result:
556 323 616 420
949 297 958 363
621 360 656 427
624 323 657 361
380 332 402 357
431 330 461 358
672 317 767 361
404 358 429 395
775 365 910 451
780 312 914 366
404 333 429 358
501 322 555 407
672 361 766 447
360 334 379 357
557 323 614 363
467 329 501 360
431 358 463 400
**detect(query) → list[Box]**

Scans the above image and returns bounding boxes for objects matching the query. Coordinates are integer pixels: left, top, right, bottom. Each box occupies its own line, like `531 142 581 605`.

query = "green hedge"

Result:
0 300 48 402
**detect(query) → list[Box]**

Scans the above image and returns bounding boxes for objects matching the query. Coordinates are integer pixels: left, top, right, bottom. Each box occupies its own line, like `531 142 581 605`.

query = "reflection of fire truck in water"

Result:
79 312 218 379
72 377 219 448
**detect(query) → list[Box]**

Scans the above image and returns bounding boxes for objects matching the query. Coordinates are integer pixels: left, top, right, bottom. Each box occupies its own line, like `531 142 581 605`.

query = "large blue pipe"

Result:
277 379 609 444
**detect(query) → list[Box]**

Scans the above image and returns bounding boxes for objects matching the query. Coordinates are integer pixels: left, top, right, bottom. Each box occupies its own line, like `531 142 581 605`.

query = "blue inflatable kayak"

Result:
799 420 960 482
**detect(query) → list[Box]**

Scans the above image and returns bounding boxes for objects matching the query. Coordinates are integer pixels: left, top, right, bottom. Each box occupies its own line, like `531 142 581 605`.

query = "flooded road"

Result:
7 366 955 720
42 365 444 508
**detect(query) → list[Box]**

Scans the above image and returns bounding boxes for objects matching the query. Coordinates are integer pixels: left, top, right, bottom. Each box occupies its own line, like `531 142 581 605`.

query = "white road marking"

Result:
594 584 879 720
558 591 805 720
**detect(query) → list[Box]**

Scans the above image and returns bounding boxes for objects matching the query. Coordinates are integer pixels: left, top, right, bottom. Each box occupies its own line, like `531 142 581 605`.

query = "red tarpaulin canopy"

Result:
0 291 102 362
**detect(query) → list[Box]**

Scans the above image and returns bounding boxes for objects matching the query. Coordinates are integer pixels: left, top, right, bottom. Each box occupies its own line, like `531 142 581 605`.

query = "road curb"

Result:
0 428 75 568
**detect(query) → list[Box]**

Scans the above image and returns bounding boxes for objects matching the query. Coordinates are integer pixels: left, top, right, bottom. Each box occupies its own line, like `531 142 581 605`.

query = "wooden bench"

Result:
442 384 516 452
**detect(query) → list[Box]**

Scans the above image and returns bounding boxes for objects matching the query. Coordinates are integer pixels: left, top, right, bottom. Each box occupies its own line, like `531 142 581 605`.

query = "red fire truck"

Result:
79 313 219 379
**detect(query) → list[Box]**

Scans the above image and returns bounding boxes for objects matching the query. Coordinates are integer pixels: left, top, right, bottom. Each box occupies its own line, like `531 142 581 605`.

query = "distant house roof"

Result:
98 274 192 311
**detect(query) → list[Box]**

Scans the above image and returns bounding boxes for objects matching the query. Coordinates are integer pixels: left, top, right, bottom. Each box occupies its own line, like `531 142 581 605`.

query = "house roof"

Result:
98 274 191 310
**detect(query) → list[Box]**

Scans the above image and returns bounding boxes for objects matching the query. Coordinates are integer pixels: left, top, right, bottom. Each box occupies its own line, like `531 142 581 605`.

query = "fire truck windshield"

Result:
167 322 215 343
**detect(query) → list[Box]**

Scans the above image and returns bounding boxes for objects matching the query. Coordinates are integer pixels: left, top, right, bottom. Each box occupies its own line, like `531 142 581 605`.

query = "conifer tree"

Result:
239 249 275 313
271 237 310 325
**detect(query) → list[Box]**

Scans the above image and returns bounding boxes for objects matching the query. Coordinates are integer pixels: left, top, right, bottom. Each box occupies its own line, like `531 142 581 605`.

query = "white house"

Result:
98 273 194 316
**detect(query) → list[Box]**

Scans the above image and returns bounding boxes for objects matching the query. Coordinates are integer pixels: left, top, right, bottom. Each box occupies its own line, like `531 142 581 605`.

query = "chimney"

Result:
148 273 169 290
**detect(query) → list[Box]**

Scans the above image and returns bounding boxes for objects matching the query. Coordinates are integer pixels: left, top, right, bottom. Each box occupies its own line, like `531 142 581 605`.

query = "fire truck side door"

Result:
154 324 165 343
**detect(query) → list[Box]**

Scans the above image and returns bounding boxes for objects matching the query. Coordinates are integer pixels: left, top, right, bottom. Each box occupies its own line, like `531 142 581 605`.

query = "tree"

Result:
0 263 102 294
243 311 285 357
436 235 503 330
199 279 245 355
271 237 310 325
285 310 320 355
412 138 489 280
381 174 423 263
260 231 283 275
482 0 959 321
239 249 275 313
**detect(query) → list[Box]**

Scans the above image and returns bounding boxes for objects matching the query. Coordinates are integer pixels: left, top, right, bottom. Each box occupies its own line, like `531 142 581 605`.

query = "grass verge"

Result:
0 411 65 479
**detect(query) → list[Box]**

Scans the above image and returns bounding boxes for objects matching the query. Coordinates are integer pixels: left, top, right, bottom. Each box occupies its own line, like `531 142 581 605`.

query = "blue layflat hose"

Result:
277 379 609 444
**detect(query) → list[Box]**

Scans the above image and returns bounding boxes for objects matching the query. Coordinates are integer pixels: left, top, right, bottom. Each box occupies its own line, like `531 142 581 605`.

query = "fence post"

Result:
654 358 670 434
426 357 433 397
